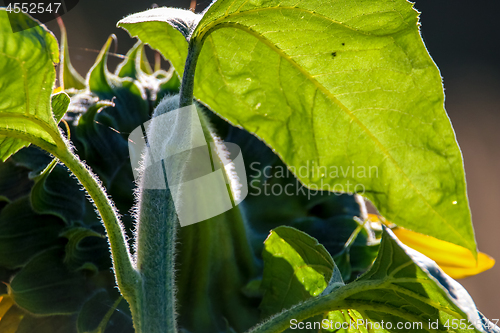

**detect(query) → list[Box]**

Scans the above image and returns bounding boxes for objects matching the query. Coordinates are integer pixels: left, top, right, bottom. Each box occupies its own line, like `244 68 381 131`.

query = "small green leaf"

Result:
87 36 116 95
156 67 181 100
51 92 71 124
0 10 62 160
322 309 370 333
260 226 340 318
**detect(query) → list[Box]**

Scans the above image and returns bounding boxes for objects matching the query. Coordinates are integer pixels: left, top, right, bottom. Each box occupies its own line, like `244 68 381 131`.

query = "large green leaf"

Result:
0 197 65 269
8 248 90 315
254 228 495 333
118 0 476 254
0 10 62 160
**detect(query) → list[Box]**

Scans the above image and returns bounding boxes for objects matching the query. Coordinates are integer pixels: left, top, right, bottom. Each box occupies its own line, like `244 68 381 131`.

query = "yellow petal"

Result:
0 295 24 332
0 294 14 320
392 227 495 279
366 214 495 279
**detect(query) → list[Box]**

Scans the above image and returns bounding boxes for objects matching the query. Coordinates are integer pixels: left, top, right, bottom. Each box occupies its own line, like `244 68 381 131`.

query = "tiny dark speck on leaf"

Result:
342 43 345 46
331 52 337 57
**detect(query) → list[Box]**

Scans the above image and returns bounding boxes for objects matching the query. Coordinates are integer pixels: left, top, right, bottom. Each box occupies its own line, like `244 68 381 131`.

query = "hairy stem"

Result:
134 186 178 333
54 145 140 322
124 37 204 331
179 40 203 108
130 95 182 333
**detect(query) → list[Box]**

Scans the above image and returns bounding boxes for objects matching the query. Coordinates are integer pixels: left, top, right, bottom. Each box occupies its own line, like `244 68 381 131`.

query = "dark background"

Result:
37 0 500 320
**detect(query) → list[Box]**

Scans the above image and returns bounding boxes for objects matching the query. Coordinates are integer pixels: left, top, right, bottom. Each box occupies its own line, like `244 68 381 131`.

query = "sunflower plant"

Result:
0 1 498 333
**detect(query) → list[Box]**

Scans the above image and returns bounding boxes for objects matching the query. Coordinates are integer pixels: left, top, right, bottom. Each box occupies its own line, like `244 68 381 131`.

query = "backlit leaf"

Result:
260 226 339 318
118 0 477 255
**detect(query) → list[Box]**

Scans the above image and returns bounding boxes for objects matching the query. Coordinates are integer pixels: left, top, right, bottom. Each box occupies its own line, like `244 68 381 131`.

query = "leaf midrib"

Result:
0 113 60 145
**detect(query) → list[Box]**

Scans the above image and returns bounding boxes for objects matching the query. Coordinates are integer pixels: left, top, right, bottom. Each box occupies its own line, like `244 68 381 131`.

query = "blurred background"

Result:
34 0 500 320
